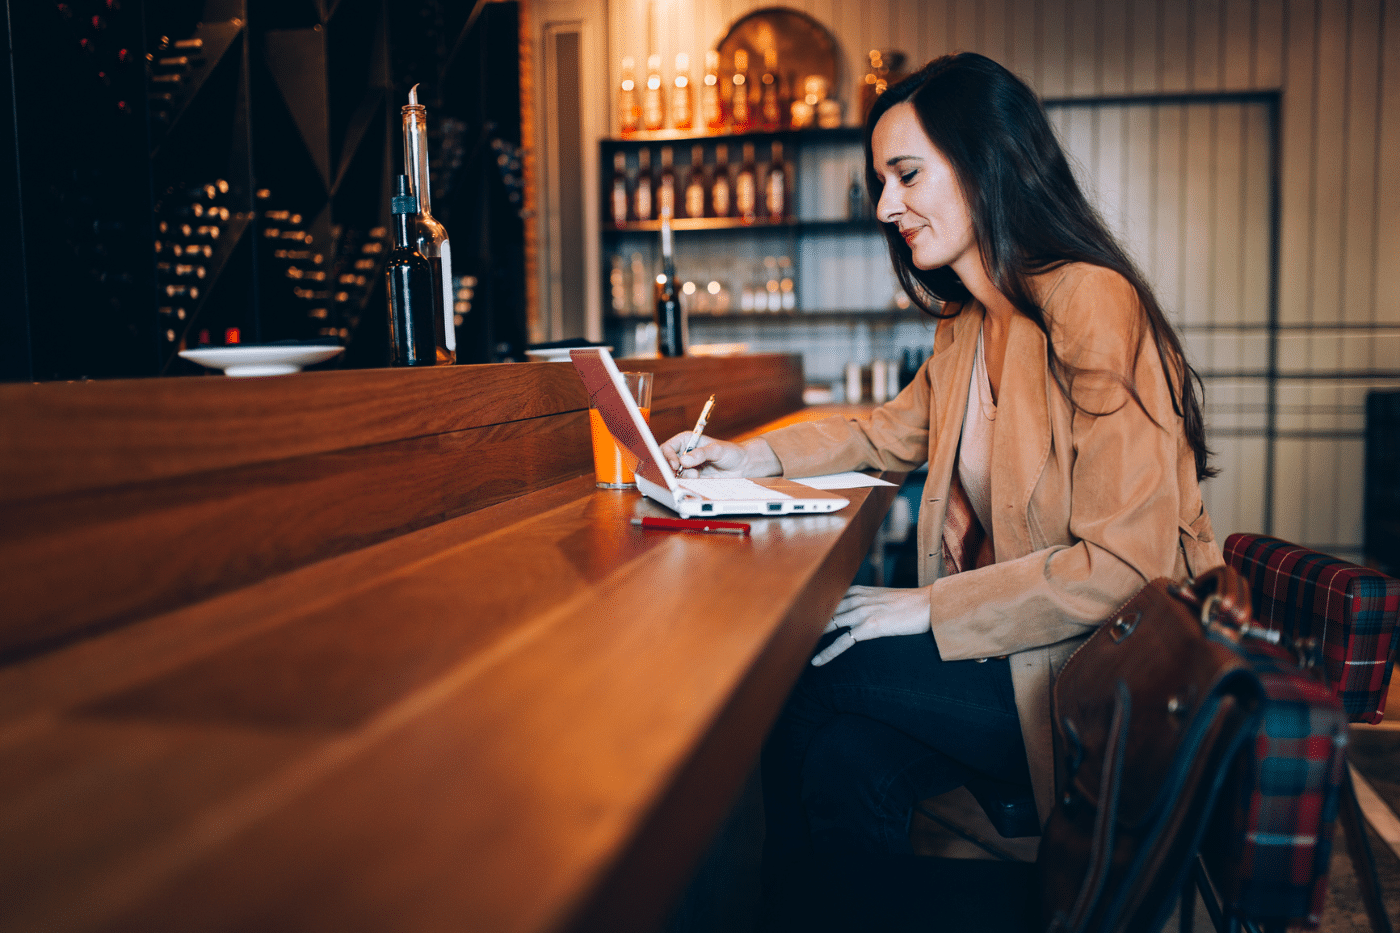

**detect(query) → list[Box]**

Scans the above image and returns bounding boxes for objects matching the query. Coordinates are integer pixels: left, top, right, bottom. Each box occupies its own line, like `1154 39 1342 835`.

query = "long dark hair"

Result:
866 52 1215 480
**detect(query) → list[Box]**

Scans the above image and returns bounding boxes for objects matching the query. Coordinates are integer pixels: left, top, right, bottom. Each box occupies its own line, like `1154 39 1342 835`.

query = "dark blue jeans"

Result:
761 627 1030 894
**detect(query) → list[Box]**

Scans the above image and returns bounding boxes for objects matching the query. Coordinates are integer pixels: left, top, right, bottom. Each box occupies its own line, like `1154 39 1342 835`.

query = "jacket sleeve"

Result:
761 358 936 477
929 269 1185 660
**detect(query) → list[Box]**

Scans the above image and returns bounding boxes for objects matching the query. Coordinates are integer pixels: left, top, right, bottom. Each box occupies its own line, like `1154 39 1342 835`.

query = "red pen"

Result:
630 516 750 536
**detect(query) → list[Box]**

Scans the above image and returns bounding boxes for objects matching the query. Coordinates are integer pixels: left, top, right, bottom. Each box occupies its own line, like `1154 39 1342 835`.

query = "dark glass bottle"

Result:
683 144 707 219
611 151 630 226
657 145 676 221
402 85 456 363
385 175 436 366
711 145 731 218
634 147 653 223
766 141 787 222
655 214 685 357
736 142 757 225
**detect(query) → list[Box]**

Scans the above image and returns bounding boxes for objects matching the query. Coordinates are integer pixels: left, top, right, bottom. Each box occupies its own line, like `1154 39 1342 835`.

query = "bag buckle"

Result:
1198 593 1223 629
1109 611 1141 642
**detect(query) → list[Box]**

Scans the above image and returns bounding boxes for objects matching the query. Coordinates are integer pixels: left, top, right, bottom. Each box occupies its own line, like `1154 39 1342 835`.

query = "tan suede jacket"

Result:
763 263 1223 827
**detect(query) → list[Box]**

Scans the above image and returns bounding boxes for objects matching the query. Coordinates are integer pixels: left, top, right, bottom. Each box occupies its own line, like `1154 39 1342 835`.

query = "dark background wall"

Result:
0 0 526 382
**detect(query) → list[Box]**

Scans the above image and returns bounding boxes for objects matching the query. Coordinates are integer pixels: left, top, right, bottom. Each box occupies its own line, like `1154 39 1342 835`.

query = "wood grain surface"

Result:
0 355 805 663
0 356 897 933
0 467 900 933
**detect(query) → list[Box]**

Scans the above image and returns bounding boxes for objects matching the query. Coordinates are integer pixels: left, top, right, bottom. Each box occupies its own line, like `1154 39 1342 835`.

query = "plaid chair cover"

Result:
1223 533 1400 724
1204 637 1350 926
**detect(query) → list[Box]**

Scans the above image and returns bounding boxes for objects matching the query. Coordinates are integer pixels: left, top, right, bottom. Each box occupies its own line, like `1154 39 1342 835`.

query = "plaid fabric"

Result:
1205 637 1350 926
1223 533 1400 724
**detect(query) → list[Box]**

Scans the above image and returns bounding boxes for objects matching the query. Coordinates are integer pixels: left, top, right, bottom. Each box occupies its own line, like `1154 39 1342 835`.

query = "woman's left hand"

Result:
811 585 931 666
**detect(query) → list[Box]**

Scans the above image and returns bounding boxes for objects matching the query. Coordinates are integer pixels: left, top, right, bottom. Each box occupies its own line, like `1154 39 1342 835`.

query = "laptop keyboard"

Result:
676 478 792 500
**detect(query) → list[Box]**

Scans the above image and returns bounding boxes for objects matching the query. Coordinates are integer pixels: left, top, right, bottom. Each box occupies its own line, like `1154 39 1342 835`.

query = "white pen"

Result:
679 394 716 460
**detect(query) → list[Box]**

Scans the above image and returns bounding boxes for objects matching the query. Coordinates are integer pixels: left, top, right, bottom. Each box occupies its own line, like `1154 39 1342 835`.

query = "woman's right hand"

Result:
660 434 781 478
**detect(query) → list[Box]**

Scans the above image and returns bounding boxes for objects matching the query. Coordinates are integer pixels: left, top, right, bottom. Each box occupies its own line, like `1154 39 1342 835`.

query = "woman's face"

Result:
871 101 977 274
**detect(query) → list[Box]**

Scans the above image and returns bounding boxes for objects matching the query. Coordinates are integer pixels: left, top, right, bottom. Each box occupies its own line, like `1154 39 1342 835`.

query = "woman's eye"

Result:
900 169 918 185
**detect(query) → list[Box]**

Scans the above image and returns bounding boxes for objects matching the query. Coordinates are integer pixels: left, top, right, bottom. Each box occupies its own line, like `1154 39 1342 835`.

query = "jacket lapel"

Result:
923 306 982 581
990 311 1053 559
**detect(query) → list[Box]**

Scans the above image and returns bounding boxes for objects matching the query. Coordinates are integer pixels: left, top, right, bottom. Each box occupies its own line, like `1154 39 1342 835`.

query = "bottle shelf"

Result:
600 118 887 360
603 217 880 235
148 18 245 159
162 210 253 368
603 126 862 147
608 308 911 325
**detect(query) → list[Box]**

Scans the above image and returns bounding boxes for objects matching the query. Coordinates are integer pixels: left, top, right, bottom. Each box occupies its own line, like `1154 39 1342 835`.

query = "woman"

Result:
662 52 1221 900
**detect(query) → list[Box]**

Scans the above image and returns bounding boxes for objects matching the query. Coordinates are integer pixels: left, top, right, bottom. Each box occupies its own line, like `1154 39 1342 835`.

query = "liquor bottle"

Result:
759 48 782 131
610 151 630 226
847 170 867 220
630 252 649 314
642 54 665 132
671 53 693 131
701 50 725 132
711 144 732 218
683 145 707 219
730 50 752 133
609 254 629 314
778 255 796 310
633 147 653 223
735 142 757 225
385 175 436 367
657 146 676 221
655 214 685 357
765 141 787 222
790 74 818 128
618 57 641 136
402 84 456 363
157 36 205 52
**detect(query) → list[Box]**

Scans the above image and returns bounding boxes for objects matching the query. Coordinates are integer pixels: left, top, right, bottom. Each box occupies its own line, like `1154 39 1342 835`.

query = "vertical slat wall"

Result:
595 0 1400 561
1049 98 1275 554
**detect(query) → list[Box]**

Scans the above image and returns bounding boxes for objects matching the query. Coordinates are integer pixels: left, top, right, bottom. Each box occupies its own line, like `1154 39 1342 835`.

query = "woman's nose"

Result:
876 187 902 225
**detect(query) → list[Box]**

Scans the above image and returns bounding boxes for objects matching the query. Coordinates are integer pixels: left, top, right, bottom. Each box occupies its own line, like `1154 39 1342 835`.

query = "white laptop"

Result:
570 348 850 518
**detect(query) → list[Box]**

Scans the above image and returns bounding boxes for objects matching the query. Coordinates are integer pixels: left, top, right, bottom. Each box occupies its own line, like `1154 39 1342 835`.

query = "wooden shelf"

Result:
602 217 881 235
602 125 863 147
608 309 913 325
605 216 797 233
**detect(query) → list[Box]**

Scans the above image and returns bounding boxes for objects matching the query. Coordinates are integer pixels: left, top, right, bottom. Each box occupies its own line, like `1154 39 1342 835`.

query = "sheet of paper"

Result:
790 471 898 490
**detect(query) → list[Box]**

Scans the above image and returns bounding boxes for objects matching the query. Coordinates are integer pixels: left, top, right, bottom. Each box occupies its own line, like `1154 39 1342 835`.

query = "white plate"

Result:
525 345 612 363
179 345 344 377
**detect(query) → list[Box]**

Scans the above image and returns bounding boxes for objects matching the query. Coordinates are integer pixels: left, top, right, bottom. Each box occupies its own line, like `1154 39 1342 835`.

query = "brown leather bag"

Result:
1040 568 1265 933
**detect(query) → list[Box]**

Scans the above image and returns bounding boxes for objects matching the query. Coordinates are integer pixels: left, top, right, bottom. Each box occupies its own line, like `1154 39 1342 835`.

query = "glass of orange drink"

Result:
589 370 653 488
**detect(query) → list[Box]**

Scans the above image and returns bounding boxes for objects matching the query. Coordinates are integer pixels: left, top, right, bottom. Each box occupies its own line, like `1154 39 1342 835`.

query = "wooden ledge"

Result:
0 353 901 933
0 450 903 933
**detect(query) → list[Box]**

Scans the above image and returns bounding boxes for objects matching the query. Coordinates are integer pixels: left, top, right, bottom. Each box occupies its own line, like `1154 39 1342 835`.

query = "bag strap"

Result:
1053 679 1132 933
1172 566 1287 647
1169 566 1252 629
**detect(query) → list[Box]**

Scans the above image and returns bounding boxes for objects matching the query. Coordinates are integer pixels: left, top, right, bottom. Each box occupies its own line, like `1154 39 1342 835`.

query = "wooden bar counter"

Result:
0 355 902 933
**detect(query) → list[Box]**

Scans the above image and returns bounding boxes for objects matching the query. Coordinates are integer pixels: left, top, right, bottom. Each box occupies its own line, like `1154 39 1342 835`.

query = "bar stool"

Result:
913 772 1041 866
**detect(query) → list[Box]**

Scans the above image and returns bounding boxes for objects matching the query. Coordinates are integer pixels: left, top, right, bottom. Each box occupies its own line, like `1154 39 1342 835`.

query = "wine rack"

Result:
153 177 250 350
1 0 528 381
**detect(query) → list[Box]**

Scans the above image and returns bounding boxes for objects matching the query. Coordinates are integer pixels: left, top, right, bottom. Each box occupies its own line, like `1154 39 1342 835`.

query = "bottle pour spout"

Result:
408 83 419 107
